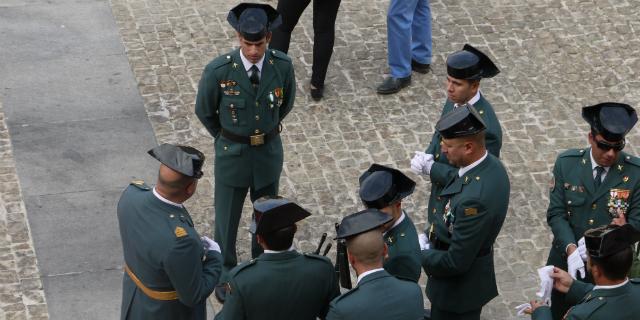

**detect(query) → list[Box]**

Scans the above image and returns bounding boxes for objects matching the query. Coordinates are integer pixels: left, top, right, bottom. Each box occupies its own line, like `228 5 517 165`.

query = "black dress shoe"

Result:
411 60 430 74
376 76 411 94
310 85 324 101
214 283 229 303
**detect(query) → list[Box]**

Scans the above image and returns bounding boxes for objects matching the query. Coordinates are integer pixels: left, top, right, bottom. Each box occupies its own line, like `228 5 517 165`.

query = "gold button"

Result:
255 101 259 106
588 219 594 225
230 103 234 107
224 146 228 151
567 200 572 205
255 129 260 134
255 115 260 120
432 208 436 213
592 203 597 209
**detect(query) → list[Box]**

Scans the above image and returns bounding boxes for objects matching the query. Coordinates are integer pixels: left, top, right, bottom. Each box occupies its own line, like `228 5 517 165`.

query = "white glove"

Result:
567 250 585 280
577 237 587 261
418 233 431 250
536 265 554 305
201 236 221 253
410 151 435 175
515 303 532 316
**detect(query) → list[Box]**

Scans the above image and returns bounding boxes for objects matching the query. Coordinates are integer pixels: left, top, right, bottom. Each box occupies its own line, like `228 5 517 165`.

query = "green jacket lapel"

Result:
256 50 278 98
580 149 596 196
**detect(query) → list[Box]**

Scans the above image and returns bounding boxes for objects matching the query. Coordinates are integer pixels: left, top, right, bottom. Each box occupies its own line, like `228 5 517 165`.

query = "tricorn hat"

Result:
335 208 392 240
227 3 282 42
250 197 311 235
582 102 637 142
148 143 205 179
446 44 500 80
436 104 487 139
359 164 415 209
584 224 640 259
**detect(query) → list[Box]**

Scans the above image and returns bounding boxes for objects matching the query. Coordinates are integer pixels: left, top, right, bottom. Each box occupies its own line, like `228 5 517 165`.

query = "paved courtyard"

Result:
4 0 640 318
111 0 640 318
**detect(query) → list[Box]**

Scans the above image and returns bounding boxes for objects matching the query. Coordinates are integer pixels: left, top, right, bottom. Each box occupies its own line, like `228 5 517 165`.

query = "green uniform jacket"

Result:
426 96 503 228
215 250 339 320
546 149 640 270
195 48 295 189
532 279 640 320
326 270 424 320
422 154 510 313
383 212 422 282
117 182 222 320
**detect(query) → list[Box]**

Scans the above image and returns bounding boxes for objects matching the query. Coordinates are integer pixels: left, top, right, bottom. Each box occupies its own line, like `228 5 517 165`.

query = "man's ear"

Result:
266 32 272 44
185 179 197 197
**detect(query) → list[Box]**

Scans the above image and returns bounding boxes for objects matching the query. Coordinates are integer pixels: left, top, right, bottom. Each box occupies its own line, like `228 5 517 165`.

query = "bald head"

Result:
156 164 197 202
346 228 385 269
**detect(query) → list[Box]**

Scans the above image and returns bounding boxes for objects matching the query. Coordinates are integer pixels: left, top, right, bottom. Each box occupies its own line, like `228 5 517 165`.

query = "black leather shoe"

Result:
310 85 324 101
214 283 229 303
411 60 430 74
376 76 411 94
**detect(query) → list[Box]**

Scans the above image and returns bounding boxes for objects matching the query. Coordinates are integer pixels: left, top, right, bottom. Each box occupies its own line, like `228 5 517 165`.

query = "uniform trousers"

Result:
387 0 432 78
214 181 278 282
270 0 342 88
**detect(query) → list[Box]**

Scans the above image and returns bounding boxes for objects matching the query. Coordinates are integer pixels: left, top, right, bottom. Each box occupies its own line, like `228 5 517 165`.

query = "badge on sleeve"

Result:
174 226 188 238
464 208 478 216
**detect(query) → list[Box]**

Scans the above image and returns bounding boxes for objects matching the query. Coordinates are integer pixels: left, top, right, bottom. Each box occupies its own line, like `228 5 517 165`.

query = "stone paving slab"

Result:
105 0 640 318
0 101 48 319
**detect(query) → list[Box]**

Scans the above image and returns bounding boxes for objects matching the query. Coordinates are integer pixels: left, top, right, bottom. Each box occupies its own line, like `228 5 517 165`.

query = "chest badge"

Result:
608 188 630 218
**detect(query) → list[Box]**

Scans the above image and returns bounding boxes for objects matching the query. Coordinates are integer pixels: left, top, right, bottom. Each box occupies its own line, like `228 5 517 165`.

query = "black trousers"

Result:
270 0 342 87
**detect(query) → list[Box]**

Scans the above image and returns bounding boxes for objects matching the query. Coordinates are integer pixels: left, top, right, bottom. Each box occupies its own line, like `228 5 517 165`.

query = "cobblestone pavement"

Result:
104 0 640 318
0 101 49 319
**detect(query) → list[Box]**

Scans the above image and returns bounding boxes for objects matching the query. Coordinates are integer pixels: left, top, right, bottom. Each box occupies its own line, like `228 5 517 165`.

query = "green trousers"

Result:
214 181 278 282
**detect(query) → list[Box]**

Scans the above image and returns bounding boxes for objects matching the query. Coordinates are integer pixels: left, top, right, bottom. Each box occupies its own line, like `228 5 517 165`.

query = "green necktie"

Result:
594 166 605 188
249 65 260 88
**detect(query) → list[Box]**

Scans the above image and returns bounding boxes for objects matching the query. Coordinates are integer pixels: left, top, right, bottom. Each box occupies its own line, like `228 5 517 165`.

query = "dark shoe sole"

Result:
376 79 411 95
411 61 431 74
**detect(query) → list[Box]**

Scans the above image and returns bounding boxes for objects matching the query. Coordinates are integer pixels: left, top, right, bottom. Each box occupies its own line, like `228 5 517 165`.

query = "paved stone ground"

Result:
100 0 640 318
0 101 49 319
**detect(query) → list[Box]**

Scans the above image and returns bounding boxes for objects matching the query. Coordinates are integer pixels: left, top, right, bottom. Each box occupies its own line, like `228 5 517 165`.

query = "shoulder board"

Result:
208 53 234 69
392 274 416 283
333 286 359 302
623 153 640 167
559 149 586 158
130 179 150 190
303 253 333 265
270 49 291 62
229 259 257 277
575 295 607 318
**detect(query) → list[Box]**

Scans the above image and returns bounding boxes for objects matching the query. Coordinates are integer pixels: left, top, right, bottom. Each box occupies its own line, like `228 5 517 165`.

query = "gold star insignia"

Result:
617 164 624 171
624 176 630 182
232 62 238 68
582 159 586 165
269 59 274 65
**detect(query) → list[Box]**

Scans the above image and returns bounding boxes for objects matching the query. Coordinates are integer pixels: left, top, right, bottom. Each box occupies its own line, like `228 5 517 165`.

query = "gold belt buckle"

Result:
250 133 265 146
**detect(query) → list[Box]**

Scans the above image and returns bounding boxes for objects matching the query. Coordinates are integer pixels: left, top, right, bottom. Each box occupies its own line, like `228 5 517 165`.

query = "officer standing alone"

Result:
195 3 296 301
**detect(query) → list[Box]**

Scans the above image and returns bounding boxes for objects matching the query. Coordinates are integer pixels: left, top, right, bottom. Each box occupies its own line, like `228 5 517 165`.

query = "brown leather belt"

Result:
124 264 178 301
220 125 280 146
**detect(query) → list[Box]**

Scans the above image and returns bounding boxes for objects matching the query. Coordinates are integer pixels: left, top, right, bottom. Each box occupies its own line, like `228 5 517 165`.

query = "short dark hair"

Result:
261 224 296 251
591 246 633 280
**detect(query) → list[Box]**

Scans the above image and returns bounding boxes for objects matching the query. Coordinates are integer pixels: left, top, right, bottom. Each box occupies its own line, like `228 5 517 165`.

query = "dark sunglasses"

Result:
595 138 625 152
